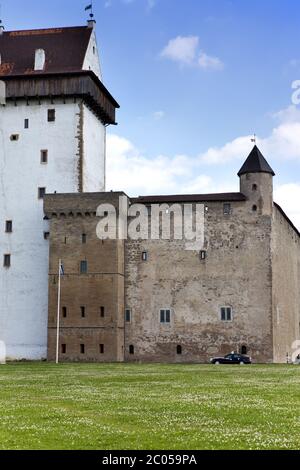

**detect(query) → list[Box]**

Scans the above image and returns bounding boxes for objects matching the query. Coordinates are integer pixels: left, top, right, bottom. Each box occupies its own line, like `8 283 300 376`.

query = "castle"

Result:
1 22 299 363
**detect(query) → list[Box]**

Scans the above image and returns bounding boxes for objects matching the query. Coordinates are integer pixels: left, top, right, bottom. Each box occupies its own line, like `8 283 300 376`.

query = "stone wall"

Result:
45 193 125 362
272 205 300 363
125 199 274 363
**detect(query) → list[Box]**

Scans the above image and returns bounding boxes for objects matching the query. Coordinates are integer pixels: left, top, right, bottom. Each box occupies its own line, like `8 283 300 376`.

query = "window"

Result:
223 203 231 215
100 344 104 354
241 345 247 355
129 345 134 355
80 260 88 274
160 309 171 324
252 184 257 191
41 150 48 164
142 251 148 262
10 134 19 141
3 254 11 268
100 306 105 318
44 232 50 240
200 250 206 260
24 119 29 129
48 109 56 122
38 187 46 199
177 345 182 355
220 307 232 322
62 307 67 318
80 306 86 318
252 205 257 212
5 221 12 233
80 344 85 354
61 344 67 354
82 234 87 244
125 309 131 323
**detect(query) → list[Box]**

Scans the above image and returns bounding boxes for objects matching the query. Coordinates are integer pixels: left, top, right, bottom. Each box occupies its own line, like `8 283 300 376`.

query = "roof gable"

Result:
0 26 92 76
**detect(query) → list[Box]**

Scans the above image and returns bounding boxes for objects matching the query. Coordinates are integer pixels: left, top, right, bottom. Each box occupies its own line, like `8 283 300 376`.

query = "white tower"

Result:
0 22 119 359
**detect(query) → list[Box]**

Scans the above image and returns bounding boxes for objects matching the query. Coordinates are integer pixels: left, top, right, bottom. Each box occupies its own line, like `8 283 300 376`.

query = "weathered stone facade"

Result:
45 193 125 362
45 147 300 364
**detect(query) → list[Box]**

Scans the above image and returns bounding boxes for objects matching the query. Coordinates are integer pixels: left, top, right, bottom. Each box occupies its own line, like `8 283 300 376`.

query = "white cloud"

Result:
106 103 300 229
147 0 156 9
153 111 165 120
198 51 224 71
275 183 300 230
199 106 300 165
200 136 254 165
160 36 199 66
160 35 224 71
106 134 220 196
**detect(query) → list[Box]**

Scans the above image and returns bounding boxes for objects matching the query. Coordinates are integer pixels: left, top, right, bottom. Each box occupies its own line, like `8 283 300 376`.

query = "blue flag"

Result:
59 263 64 276
85 4 92 10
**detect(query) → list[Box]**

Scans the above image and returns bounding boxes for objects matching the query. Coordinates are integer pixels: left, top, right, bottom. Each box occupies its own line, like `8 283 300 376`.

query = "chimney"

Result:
87 19 96 29
34 49 46 71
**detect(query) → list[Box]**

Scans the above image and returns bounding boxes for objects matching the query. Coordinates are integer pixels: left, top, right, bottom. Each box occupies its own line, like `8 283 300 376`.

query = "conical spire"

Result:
238 145 275 177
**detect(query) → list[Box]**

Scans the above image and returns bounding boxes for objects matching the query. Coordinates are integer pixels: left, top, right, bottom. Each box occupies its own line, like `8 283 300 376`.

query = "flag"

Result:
85 4 92 10
59 263 64 276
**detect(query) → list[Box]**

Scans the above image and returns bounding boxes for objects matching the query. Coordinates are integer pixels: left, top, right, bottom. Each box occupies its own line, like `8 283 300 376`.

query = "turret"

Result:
238 145 275 216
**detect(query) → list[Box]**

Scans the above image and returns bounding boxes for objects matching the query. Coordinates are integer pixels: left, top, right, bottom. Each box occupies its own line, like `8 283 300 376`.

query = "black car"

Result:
210 353 252 365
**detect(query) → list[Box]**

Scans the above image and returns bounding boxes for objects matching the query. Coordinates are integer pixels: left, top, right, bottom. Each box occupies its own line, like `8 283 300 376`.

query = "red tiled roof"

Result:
0 26 92 77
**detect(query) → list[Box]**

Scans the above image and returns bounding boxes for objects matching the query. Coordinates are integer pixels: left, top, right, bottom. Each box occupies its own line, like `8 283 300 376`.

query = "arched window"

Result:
129 345 134 355
241 345 247 355
252 184 258 191
252 205 257 212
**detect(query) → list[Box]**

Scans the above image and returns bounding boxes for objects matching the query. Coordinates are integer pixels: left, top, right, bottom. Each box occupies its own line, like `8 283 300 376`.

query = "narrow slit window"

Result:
44 232 50 240
3 254 11 268
5 221 12 233
142 251 148 262
100 306 105 318
61 344 66 354
62 307 67 318
129 345 134 355
24 119 29 129
38 187 46 199
100 344 104 354
200 250 206 260
41 150 48 164
48 109 56 122
80 260 88 274
177 345 182 355
80 344 85 354
82 234 87 244
80 306 86 318
223 203 231 215
125 309 131 323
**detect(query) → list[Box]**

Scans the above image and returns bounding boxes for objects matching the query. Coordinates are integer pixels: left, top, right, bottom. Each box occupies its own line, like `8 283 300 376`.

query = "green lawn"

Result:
0 363 299 450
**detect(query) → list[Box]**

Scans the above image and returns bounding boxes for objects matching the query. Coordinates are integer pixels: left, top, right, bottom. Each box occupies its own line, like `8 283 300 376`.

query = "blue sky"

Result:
3 0 300 227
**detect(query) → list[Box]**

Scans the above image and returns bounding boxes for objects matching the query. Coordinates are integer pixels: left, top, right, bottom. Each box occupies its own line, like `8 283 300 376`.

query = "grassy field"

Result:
0 363 299 450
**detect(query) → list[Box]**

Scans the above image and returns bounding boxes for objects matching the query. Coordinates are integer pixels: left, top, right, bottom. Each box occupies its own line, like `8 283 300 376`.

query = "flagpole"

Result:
55 259 62 364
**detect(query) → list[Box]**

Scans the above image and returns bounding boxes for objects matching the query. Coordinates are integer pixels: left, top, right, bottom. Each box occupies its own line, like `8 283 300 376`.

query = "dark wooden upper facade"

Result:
1 71 119 125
